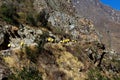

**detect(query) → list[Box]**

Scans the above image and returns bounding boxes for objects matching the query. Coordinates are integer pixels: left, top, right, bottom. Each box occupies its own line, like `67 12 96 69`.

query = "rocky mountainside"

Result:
72 0 120 53
0 0 120 80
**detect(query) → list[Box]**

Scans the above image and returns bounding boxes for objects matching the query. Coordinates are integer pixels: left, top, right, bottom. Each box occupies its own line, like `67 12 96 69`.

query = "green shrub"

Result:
24 32 49 63
0 3 19 24
26 13 37 26
88 68 108 80
8 66 43 80
25 46 39 63
36 10 49 27
37 32 49 51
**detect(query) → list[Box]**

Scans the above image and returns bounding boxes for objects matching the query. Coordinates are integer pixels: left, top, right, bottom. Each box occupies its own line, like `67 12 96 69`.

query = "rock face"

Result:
0 29 4 45
72 0 120 52
0 0 120 80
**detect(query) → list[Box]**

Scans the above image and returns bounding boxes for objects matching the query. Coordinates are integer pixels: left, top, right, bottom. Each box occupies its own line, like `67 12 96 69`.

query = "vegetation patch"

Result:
88 68 108 80
0 3 19 25
26 13 37 26
25 46 39 63
8 66 43 80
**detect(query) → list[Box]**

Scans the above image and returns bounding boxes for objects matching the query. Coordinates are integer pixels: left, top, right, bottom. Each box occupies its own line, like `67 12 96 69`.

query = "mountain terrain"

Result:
0 0 120 80
73 0 120 53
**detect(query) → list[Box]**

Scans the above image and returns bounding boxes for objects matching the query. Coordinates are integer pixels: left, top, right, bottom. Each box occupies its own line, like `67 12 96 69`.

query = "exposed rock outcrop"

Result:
73 0 120 52
0 0 120 80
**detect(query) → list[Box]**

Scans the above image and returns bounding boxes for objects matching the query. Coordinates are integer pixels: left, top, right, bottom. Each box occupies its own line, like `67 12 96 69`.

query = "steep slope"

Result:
73 0 120 53
0 0 120 80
